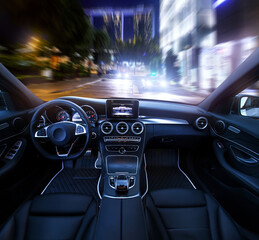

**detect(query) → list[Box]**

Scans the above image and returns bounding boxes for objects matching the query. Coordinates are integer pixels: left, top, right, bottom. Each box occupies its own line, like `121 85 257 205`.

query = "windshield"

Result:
0 0 258 104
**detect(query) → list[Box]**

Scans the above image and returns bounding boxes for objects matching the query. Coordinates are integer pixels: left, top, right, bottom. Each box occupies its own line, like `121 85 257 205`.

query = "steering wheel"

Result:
30 99 91 160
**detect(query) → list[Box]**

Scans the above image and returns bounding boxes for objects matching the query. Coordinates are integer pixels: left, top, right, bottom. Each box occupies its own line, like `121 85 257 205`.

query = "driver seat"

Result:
0 193 97 240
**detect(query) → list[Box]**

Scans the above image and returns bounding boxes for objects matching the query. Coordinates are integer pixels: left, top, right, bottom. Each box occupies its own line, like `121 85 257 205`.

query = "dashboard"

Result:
34 97 210 198
37 97 211 151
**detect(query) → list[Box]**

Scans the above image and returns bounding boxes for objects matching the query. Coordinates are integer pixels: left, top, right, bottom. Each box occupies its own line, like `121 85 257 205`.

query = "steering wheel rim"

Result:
30 99 91 160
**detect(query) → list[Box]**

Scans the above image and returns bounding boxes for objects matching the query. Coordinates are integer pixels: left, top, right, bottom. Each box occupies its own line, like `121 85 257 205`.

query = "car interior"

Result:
0 49 258 240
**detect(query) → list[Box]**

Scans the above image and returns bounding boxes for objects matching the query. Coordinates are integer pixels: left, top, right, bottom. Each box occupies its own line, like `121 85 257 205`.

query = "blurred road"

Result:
27 76 209 104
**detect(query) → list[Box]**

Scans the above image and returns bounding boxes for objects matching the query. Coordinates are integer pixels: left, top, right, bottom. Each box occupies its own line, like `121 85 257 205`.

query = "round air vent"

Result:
214 120 225 133
195 117 208 130
12 117 26 131
116 122 129 135
131 122 144 135
101 122 113 134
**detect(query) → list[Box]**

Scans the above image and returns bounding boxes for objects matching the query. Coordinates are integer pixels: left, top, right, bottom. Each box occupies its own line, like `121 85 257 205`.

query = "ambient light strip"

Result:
177 149 196 189
141 154 149 199
41 162 64 195
142 118 189 125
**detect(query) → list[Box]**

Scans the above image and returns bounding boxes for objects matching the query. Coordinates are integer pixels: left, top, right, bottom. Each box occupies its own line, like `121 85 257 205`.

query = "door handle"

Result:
231 146 259 165
235 156 258 164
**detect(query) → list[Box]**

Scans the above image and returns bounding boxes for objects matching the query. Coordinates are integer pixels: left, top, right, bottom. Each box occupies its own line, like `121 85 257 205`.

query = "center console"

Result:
99 99 145 198
95 99 148 240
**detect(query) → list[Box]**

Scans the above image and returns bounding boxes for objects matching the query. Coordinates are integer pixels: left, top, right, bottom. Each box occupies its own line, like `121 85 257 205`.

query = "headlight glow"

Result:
160 81 167 87
146 80 152 87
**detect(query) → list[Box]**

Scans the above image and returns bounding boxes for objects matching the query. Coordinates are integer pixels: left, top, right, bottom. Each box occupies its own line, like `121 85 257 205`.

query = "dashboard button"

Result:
119 147 126 154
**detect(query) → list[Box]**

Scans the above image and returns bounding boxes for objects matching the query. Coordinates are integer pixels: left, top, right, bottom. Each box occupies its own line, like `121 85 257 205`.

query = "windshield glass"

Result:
0 0 258 104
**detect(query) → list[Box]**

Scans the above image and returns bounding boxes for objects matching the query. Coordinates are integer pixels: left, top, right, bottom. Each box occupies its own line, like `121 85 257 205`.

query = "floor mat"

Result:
43 153 100 202
43 168 100 202
145 149 194 191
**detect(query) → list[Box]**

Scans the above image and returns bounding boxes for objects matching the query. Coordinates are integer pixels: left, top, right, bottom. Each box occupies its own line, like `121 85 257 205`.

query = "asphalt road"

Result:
27 77 208 104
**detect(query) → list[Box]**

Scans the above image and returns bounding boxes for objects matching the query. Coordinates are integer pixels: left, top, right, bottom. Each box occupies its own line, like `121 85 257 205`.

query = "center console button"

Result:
119 147 126 154
129 176 135 187
109 176 115 188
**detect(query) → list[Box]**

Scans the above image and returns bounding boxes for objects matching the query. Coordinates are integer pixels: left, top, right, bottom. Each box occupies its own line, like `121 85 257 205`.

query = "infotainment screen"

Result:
106 99 139 119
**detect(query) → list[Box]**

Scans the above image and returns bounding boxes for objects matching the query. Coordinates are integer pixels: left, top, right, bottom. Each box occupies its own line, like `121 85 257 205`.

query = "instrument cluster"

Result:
40 105 98 126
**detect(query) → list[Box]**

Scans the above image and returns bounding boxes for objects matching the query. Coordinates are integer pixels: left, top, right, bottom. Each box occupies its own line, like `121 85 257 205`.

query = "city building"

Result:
160 0 259 91
85 5 155 42
160 0 216 89
200 0 259 90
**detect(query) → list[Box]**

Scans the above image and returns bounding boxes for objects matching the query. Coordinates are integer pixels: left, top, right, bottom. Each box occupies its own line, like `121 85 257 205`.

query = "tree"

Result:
165 50 180 82
93 30 112 65
3 0 93 61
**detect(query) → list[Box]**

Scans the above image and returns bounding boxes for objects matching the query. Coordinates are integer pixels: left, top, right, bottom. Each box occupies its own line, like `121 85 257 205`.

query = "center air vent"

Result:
131 122 144 135
195 117 208 130
101 122 113 134
116 122 129 135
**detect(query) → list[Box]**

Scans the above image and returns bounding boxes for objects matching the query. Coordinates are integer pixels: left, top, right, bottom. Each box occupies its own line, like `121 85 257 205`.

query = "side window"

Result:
237 81 259 118
240 80 259 97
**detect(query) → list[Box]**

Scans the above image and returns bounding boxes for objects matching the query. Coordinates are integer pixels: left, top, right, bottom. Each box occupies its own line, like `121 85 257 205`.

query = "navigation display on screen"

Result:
106 100 139 119
112 103 133 117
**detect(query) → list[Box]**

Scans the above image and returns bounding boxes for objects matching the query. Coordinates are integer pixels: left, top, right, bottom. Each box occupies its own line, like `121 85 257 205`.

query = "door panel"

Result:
211 113 259 192
206 113 259 232
0 110 31 177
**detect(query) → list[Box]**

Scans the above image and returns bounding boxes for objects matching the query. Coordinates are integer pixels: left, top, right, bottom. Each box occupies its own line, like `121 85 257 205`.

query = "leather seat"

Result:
145 188 243 240
0 193 97 240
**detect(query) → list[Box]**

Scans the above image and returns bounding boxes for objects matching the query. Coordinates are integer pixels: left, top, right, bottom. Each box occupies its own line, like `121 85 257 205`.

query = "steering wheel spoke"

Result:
55 143 75 157
35 127 49 138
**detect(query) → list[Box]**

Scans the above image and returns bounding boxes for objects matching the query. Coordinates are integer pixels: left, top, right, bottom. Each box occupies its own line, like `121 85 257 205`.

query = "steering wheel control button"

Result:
35 128 47 138
75 124 86 135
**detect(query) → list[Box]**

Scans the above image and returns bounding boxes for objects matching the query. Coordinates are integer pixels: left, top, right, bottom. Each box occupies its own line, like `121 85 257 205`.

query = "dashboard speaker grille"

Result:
131 122 144 135
101 122 113 134
116 122 129 134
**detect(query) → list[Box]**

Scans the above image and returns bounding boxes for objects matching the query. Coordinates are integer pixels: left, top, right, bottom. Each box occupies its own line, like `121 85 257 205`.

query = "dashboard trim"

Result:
141 118 189 125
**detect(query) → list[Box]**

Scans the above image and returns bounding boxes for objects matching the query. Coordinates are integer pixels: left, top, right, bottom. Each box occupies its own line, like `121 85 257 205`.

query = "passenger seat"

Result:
145 188 243 240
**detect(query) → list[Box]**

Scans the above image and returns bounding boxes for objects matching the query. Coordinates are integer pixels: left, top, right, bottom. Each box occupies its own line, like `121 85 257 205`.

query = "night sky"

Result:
82 0 160 37
81 0 158 8
0 0 159 45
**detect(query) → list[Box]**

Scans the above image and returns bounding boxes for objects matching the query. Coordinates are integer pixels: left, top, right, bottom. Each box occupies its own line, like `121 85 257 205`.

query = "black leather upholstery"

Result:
145 188 243 240
0 193 97 240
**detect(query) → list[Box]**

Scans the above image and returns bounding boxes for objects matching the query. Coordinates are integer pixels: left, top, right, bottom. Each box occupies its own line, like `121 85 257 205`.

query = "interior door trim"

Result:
211 126 259 156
